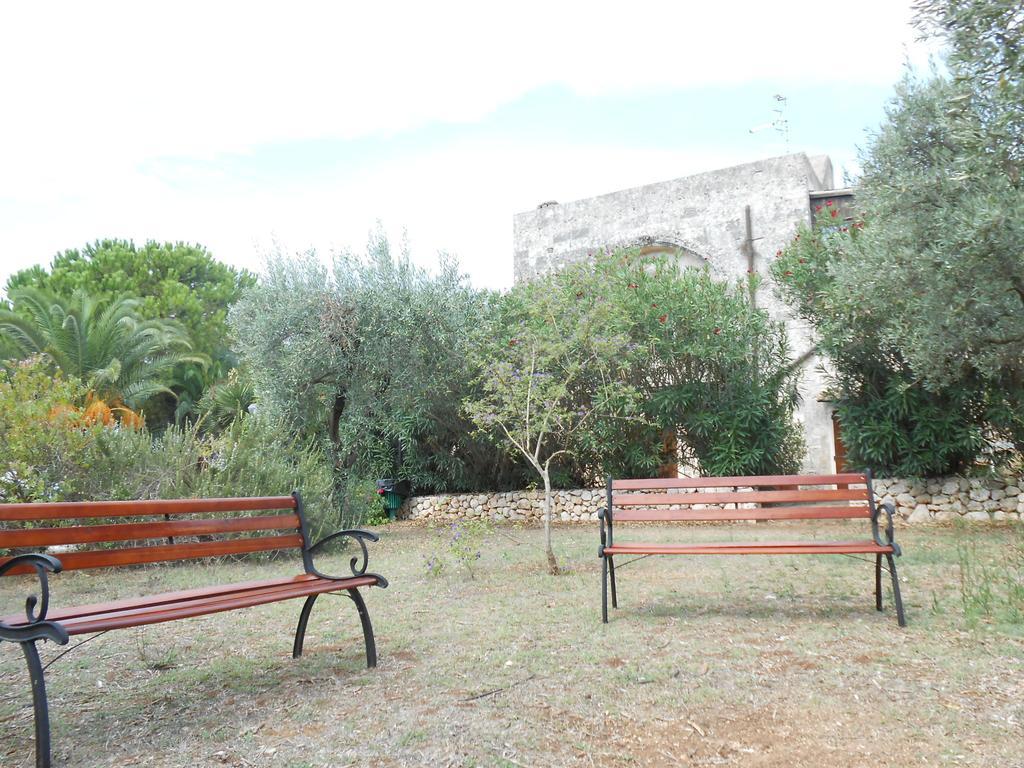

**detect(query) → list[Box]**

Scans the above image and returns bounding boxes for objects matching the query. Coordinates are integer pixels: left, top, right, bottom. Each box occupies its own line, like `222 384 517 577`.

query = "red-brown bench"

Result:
0 493 387 768
598 472 904 626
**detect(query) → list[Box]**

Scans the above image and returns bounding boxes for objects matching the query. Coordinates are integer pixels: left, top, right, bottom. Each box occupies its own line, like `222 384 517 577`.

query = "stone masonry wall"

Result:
400 477 1024 525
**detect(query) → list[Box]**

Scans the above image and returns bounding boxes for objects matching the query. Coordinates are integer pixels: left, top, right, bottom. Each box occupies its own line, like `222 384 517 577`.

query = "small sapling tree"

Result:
465 270 641 574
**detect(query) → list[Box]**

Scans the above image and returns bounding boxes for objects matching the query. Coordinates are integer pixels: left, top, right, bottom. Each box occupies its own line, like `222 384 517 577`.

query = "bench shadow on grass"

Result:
618 595 896 623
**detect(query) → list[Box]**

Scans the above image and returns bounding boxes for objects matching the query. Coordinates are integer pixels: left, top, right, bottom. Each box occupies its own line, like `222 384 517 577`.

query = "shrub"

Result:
82 417 342 540
0 356 343 540
473 249 805 483
229 234 530 495
773 214 1009 475
0 357 97 502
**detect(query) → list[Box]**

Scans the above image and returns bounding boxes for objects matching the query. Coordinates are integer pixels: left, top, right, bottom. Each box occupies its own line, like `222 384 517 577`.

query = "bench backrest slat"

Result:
610 473 866 490
2 514 301 549
612 505 872 522
0 496 295 522
0 495 305 574
1 534 305 574
607 473 872 523
612 488 867 507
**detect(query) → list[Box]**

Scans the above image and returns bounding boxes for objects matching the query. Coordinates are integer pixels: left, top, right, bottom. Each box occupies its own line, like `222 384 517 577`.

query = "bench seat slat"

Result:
611 473 866 490
604 540 894 555
17 574 324 623
0 514 301 548
0 496 296 522
0 534 304 574
613 488 868 506
612 505 872 522
1 574 378 635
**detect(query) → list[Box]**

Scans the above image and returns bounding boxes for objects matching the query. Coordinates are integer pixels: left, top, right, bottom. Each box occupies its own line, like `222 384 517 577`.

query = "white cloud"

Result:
1 1 929 164
0 0 935 290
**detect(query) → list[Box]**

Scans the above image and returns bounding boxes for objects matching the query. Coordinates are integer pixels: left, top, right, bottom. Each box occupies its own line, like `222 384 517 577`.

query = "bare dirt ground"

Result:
2 521 1022 767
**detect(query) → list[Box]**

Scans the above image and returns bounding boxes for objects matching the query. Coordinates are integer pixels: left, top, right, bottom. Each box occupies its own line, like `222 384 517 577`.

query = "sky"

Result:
0 1 937 292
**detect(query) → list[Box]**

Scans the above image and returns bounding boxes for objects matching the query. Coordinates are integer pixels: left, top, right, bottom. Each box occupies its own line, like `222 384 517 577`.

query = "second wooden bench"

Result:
598 472 905 626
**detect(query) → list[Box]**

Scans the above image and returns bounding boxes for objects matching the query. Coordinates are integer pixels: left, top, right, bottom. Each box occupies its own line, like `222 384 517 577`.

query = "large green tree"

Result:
6 240 255 368
772 0 1024 472
773 215 997 475
229 234 529 495
0 288 204 412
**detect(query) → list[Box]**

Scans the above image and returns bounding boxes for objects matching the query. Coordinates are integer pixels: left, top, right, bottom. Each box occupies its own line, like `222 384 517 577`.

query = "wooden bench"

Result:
598 472 905 626
0 493 387 768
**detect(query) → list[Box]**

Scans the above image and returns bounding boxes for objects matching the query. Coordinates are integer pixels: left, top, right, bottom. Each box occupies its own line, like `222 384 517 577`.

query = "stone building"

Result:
512 152 852 474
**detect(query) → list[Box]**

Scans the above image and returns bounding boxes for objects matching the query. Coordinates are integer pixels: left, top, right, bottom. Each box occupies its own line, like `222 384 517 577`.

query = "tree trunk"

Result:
541 469 560 575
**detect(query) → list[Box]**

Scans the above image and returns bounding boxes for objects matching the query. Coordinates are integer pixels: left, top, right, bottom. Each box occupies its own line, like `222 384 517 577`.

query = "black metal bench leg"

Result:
608 556 618 609
886 554 907 627
21 640 52 768
292 594 320 659
875 554 883 611
346 588 377 668
601 556 609 624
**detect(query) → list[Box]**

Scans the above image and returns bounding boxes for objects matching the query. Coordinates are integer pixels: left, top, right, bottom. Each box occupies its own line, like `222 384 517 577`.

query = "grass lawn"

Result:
2 521 1023 767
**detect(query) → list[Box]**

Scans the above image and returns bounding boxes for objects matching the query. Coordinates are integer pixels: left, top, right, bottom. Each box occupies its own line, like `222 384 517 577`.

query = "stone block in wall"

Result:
933 506 957 522
908 505 931 524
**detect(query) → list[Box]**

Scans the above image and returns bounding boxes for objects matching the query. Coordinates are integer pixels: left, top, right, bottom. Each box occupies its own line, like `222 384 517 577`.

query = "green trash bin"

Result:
376 479 410 522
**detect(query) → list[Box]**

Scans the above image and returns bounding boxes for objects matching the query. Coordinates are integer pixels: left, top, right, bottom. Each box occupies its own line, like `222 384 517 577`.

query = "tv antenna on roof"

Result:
749 94 789 149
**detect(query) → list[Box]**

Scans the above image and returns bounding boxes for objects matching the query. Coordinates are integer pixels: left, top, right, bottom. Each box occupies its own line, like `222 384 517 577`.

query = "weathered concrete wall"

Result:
512 153 838 473
400 476 1024 525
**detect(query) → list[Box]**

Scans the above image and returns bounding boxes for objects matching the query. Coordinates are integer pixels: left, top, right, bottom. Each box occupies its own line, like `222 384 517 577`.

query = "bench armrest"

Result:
598 507 613 555
304 530 389 588
0 554 70 645
871 501 902 556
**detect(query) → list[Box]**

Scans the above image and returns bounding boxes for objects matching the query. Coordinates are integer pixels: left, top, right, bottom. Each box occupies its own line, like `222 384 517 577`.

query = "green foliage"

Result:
956 525 1024 628
5 240 255 368
772 214 1004 475
344 477 389 526
229 233 528 496
465 256 643 483
912 0 1023 180
0 356 341 538
422 520 491 579
56 417 338 540
466 250 803 571
851 72 1024 392
587 251 804 477
422 551 446 578
464 257 644 572
6 241 255 427
0 357 96 502
448 519 490 578
196 370 256 432
470 250 803 483
0 288 205 412
772 2 1024 473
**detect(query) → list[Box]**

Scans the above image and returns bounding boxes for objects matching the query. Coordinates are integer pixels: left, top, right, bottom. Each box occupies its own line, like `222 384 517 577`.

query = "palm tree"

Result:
0 288 207 411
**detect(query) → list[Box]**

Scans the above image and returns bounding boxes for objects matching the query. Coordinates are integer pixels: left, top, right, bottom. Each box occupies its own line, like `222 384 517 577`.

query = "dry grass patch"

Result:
1 521 1022 767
